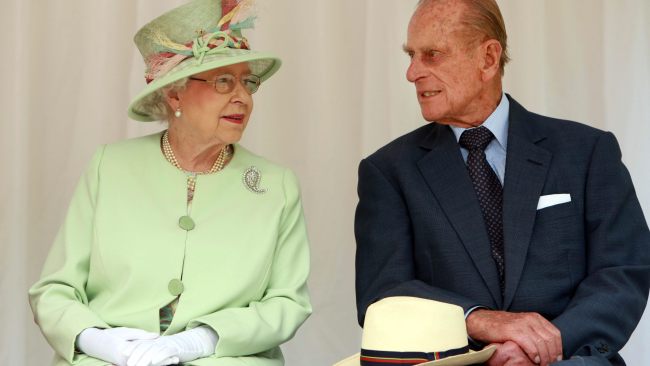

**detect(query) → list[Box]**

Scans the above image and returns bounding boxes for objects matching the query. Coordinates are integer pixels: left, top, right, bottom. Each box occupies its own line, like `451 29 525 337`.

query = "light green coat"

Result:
29 132 312 366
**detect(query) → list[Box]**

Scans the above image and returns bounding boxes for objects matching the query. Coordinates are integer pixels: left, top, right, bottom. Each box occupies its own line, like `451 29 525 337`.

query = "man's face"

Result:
404 0 487 127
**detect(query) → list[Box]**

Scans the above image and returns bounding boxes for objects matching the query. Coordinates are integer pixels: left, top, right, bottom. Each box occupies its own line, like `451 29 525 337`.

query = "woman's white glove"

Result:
125 326 218 366
76 327 160 366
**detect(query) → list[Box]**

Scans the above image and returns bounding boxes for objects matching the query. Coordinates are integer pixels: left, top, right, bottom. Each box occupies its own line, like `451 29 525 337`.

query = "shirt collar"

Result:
450 93 510 150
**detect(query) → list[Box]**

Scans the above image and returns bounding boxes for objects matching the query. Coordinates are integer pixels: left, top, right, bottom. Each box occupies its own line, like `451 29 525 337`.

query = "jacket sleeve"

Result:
355 157 484 326
188 168 312 357
28 146 110 363
552 132 650 360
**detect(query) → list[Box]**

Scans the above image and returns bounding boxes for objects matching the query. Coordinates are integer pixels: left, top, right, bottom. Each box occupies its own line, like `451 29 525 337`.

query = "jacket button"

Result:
168 279 184 296
178 215 195 231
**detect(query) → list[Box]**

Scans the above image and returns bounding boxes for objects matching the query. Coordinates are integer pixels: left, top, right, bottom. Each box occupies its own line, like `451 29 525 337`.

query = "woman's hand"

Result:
76 327 160 366
125 326 218 366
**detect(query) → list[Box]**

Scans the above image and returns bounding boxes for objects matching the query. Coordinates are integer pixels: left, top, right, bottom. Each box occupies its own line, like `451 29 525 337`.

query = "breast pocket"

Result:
536 201 576 223
522 201 581 313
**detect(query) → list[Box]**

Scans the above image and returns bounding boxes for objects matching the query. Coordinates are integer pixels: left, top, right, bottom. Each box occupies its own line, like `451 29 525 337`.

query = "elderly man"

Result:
354 0 650 365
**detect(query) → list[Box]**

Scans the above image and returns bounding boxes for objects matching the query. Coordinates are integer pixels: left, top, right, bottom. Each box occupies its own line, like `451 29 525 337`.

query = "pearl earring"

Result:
174 108 182 118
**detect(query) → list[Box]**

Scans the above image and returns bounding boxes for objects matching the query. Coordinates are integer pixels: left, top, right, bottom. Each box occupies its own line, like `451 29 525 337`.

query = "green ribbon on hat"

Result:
192 31 236 64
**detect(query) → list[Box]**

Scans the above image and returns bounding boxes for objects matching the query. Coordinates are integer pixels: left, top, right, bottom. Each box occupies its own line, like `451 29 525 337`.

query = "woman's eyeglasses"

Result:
189 74 261 95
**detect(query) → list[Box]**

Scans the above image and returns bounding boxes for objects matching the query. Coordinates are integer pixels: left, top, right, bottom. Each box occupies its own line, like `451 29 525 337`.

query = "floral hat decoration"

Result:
128 0 281 121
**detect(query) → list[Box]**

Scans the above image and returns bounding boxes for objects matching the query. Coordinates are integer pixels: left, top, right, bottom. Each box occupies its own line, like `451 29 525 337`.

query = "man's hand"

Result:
467 309 562 366
486 341 537 366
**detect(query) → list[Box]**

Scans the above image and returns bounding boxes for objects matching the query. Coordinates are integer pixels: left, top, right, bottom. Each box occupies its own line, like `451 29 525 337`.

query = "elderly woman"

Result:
28 1 311 365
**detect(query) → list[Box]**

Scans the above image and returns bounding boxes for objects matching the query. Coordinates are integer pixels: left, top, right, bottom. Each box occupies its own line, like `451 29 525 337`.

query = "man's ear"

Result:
480 39 502 81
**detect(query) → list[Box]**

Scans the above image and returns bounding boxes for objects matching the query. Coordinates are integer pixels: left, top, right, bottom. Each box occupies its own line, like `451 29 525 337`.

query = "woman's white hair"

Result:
135 78 189 121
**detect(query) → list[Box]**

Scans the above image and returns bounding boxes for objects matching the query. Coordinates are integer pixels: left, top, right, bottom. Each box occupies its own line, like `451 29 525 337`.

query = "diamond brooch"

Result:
243 166 267 194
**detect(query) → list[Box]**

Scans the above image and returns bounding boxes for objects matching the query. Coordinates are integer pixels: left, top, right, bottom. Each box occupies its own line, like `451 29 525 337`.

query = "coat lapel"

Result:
417 125 503 307
502 97 552 309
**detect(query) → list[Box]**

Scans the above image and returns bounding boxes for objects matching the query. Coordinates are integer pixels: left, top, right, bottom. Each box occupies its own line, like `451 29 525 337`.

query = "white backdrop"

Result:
1 1 649 365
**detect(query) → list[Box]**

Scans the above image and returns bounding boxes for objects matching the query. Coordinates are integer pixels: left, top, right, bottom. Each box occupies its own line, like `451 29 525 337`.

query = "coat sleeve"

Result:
188 168 312 357
28 146 110 363
551 132 650 359
355 157 484 326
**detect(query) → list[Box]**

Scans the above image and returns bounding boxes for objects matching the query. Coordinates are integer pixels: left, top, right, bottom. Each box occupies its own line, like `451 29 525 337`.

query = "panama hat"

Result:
335 297 496 366
128 0 281 121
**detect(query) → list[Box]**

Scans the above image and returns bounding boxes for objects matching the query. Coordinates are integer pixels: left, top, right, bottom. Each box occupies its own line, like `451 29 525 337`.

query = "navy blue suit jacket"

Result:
355 96 650 365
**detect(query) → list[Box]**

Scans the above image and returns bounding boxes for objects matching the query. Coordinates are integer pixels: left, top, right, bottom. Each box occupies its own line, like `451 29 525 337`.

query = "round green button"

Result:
178 215 195 231
168 279 184 296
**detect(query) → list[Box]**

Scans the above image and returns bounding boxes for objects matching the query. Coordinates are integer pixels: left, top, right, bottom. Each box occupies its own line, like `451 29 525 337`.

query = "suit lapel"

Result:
502 97 552 308
417 125 503 307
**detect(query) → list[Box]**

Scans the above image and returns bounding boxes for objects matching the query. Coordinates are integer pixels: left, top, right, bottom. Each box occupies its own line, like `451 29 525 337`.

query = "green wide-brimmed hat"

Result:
128 0 281 121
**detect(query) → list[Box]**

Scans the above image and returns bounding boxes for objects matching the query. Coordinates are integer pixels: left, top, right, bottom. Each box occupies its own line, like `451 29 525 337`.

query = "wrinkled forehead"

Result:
406 0 472 47
192 62 253 79
414 0 467 19
409 0 468 35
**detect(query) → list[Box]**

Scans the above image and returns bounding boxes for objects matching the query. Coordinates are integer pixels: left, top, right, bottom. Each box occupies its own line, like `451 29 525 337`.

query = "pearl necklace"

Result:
162 130 231 174
162 130 231 203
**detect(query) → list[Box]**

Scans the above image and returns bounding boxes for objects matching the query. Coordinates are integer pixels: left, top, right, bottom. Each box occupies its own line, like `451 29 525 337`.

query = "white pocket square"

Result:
537 194 571 210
